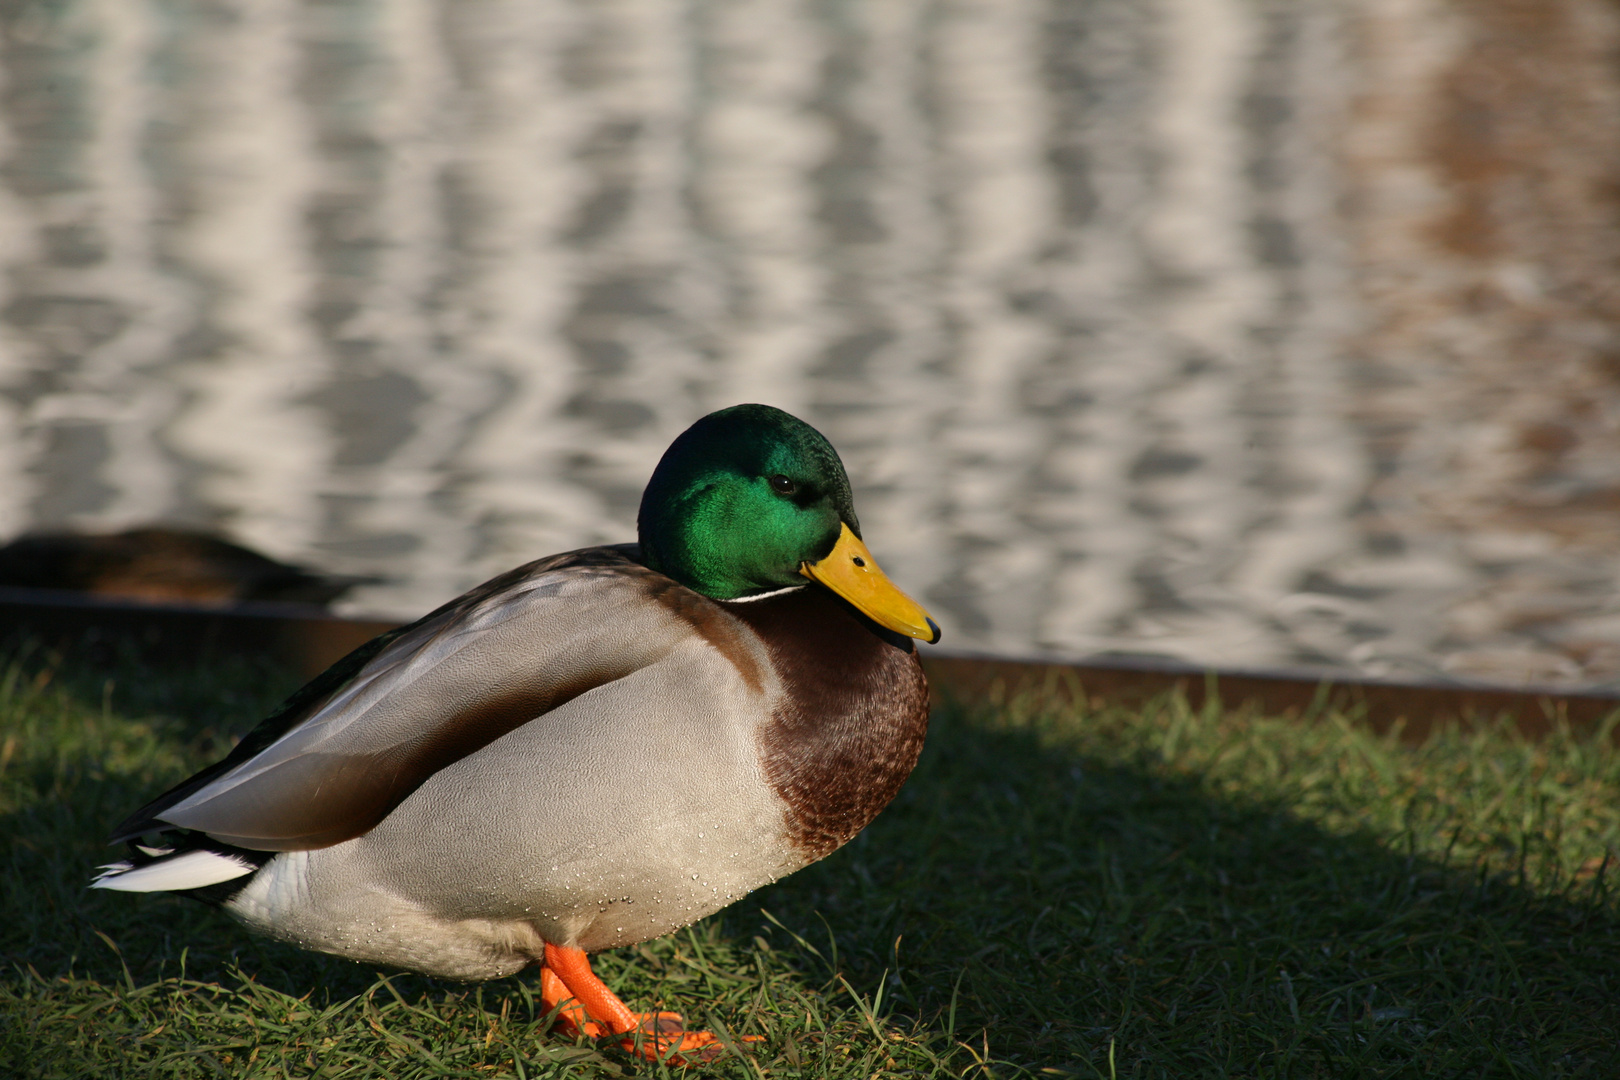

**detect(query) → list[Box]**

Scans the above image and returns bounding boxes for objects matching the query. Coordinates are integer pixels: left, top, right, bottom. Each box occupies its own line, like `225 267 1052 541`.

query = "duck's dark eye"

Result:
768 474 797 496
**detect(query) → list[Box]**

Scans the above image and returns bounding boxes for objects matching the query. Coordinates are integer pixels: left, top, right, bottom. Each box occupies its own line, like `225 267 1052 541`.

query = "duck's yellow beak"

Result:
800 523 941 643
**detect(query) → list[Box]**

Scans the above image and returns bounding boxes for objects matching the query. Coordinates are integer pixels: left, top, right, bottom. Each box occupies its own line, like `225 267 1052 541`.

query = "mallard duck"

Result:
92 404 940 1062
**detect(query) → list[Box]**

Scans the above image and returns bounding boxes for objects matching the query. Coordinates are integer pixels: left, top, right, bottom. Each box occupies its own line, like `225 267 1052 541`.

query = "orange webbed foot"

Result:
539 943 761 1065
618 1013 727 1064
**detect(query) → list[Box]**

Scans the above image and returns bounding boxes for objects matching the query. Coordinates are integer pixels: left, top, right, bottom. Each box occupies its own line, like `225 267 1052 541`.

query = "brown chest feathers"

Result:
725 586 930 861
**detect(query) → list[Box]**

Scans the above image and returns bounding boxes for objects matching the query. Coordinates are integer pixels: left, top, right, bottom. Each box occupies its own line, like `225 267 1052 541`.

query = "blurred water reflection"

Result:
3 0 1619 688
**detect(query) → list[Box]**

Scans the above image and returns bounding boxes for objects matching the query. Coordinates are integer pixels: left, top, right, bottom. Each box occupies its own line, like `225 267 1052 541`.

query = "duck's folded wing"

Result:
113 552 719 851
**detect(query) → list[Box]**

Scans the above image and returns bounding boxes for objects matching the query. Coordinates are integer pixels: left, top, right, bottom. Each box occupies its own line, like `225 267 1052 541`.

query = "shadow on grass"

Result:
754 698 1620 1077
4 639 1619 1076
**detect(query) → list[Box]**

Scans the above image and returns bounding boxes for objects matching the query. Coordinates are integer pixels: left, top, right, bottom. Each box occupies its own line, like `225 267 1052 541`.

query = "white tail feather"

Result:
90 849 256 892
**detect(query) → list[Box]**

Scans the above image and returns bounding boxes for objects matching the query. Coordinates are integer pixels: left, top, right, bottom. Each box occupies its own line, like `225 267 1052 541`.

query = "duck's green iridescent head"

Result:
638 404 939 642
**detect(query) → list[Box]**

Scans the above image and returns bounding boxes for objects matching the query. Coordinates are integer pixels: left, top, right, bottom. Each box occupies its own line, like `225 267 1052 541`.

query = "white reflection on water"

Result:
1 0 1616 687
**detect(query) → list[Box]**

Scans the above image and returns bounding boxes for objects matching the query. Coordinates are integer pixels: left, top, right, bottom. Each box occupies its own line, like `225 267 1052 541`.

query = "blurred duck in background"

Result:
0 527 369 607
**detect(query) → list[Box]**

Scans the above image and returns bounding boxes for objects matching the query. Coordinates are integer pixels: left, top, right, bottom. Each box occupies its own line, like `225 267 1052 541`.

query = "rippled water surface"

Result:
4 0 1620 687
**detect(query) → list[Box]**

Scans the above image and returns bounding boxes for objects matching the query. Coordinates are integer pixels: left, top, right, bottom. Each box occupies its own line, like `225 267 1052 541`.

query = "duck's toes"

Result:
619 1015 761 1065
538 981 750 1063
630 1010 686 1036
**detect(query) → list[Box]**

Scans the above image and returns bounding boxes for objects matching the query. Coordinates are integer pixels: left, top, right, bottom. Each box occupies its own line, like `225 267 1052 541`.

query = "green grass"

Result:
2 637 1619 1078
